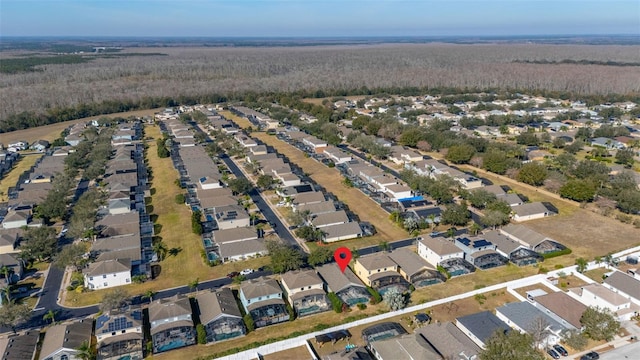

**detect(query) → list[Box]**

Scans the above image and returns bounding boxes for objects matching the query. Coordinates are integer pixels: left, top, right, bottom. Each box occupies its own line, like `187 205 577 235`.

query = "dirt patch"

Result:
261 346 313 360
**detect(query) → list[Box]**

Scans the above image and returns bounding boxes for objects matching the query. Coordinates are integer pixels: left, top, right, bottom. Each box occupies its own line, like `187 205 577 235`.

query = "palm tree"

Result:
603 254 618 269
0 265 13 285
427 214 437 230
469 222 482 236
575 257 588 273
141 290 156 303
43 309 57 325
75 340 94 360
0 286 11 304
152 239 168 261
188 278 200 295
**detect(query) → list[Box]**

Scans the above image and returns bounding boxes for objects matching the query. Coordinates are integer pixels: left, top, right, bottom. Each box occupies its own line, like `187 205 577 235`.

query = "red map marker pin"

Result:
334 247 352 273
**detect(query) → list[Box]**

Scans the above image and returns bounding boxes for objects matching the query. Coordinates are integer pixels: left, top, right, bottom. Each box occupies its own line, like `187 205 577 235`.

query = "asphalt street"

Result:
219 153 300 250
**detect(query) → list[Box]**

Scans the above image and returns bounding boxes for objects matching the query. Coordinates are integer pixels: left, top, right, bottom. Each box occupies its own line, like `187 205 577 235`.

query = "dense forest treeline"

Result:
513 59 640 67
1 45 639 120
3 85 640 133
0 53 168 74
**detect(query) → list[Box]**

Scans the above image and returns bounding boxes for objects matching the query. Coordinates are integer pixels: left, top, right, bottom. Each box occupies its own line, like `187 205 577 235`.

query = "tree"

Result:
469 222 483 235
427 180 454 204
575 257 588 273
563 329 588 350
54 243 89 271
560 179 596 202
480 330 545 360
256 174 274 190
100 288 129 314
266 240 304 273
21 226 57 262
564 139 584 154
152 238 168 261
156 138 169 158
141 290 156 303
468 189 497 209
403 216 419 233
196 323 207 344
0 301 31 333
75 340 95 360
43 309 57 325
615 148 635 168
441 202 470 226
580 306 620 341
483 151 509 175
191 209 203 235
188 278 200 295
617 189 640 214
446 144 476 164
527 316 551 349
0 265 14 285
228 178 253 195
481 210 511 229
382 287 407 311
243 314 255 332
307 247 333 267
517 162 548 186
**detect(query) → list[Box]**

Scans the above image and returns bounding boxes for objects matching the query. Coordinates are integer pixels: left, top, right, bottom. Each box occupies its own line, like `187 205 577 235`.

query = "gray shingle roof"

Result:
316 263 366 294
148 295 192 323
356 252 396 271
388 248 433 277
83 258 131 277
456 311 510 345
604 271 640 301
196 288 242 325
241 277 282 300
417 322 481 360
281 269 323 290
39 320 93 360
419 236 462 256
496 301 567 334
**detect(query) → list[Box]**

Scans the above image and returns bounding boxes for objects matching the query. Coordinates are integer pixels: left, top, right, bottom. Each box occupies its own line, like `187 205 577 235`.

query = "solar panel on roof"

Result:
474 239 492 248
458 237 471 246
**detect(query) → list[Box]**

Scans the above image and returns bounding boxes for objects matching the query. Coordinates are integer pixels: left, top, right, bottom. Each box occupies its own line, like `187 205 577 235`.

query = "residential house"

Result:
417 322 481 360
484 231 542 266
353 252 407 294
95 308 144 360
148 295 196 353
249 145 268 156
367 333 441 360
499 224 565 254
0 229 21 254
511 202 557 222
30 140 50 152
297 201 336 216
218 239 267 262
195 288 245 343
302 136 328 153
316 263 370 306
530 292 587 330
417 236 465 268
323 146 352 164
569 284 640 321
388 146 423 165
213 205 250 230
495 301 567 348
590 137 624 150
274 173 301 187
454 236 508 270
234 133 258 148
281 269 331 317
455 311 511 349
38 319 93 360
83 258 132 290
311 210 349 229
0 330 39 360
603 270 640 306
1 210 30 229
384 184 413 201
239 277 289 328
0 253 24 284
212 227 257 245
388 248 444 287
291 192 326 208
321 222 363 243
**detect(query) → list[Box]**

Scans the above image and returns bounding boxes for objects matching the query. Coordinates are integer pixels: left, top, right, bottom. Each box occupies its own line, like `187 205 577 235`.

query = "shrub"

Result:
174 193 185 204
367 286 382 304
243 314 254 332
328 292 344 313
542 248 572 259
357 303 367 310
196 324 207 344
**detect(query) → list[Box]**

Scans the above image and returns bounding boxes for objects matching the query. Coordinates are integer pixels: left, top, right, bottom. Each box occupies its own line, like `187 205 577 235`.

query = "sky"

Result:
1 0 639 37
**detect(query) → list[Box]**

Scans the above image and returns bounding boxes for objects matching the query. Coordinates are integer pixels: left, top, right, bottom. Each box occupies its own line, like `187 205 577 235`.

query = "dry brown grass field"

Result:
2 44 639 120
222 111 409 243
261 346 314 360
0 152 42 201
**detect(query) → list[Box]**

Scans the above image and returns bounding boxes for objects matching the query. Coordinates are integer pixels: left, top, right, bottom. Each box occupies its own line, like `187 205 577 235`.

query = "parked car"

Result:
553 344 568 357
580 352 599 360
240 268 254 275
226 271 240 278
547 349 560 359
